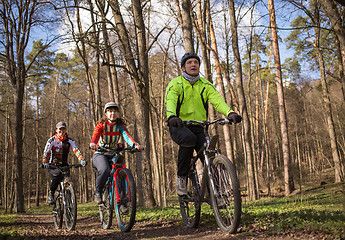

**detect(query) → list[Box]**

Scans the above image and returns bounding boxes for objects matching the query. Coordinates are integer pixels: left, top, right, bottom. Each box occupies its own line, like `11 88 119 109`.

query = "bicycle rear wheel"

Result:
63 183 77 231
209 155 241 233
52 185 63 230
178 172 201 228
115 168 136 232
99 186 114 229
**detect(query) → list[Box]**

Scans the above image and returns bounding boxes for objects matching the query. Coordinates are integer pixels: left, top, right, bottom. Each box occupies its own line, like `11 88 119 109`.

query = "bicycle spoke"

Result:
210 155 241 233
179 174 201 228
52 187 63 230
99 186 113 229
64 185 77 231
115 168 136 232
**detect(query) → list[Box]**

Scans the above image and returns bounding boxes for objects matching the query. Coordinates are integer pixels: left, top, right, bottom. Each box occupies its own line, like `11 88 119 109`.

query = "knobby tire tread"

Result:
100 186 113 229
52 185 63 230
179 172 201 228
115 168 136 232
209 155 241 233
64 184 77 231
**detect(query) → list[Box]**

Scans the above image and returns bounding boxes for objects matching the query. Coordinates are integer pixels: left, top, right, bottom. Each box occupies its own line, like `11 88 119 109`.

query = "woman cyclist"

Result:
89 102 144 204
42 121 87 204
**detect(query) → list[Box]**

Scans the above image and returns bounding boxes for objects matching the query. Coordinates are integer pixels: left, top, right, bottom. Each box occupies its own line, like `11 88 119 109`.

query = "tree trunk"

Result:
196 0 211 81
74 0 101 123
267 0 294 195
181 0 194 52
321 0 345 74
131 0 155 207
313 30 343 182
109 0 155 206
228 0 258 200
88 0 103 120
13 79 25 212
4 101 11 211
35 85 40 207
96 0 116 102
159 39 174 207
0 0 43 213
205 0 233 161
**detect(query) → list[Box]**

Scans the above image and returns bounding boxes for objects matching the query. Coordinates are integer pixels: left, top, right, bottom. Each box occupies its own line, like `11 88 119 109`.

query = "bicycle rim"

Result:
64 184 77 231
52 187 63 230
210 155 241 233
178 173 201 228
99 186 113 229
115 168 136 232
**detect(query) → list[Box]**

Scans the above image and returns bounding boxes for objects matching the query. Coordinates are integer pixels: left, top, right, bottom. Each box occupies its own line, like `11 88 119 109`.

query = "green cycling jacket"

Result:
165 75 234 121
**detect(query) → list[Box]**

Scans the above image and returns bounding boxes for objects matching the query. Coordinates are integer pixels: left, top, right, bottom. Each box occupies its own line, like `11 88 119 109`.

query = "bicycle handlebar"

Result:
183 118 232 127
95 145 140 154
45 163 82 171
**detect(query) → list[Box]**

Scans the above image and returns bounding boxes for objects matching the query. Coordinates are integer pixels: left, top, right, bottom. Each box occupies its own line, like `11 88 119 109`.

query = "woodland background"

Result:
0 0 344 213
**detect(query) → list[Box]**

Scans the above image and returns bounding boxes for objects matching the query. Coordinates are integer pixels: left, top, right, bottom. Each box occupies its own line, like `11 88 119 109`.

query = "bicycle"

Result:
178 118 241 233
94 145 138 232
47 164 82 231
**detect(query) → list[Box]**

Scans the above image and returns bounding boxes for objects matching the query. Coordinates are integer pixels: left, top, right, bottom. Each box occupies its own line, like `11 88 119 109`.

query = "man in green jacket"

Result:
165 52 242 195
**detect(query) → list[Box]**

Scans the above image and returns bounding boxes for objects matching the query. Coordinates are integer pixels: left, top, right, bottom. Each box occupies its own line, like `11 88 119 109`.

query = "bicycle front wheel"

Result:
178 172 201 228
115 168 136 232
209 155 241 233
52 185 63 230
63 183 77 231
99 186 114 229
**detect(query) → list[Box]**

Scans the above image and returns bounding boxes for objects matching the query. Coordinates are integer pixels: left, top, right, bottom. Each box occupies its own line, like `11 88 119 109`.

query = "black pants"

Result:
46 168 66 193
169 125 206 176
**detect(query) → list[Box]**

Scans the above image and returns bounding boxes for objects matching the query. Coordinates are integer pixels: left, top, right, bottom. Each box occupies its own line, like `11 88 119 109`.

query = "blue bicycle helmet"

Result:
180 52 201 67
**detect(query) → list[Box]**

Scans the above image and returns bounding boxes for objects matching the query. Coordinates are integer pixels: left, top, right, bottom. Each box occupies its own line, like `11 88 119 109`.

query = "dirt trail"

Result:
8 213 331 240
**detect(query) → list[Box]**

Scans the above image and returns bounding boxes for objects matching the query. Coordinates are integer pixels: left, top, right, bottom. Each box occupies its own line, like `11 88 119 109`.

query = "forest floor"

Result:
2 180 344 240
3 211 337 240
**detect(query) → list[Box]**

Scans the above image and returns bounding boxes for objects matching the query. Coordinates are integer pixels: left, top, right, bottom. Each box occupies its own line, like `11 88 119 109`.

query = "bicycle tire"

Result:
99 185 114 229
52 185 63 230
209 155 241 233
114 168 136 232
178 171 201 228
63 183 77 231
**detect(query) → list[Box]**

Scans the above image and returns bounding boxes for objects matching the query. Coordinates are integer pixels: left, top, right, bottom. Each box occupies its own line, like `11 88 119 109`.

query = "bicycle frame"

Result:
102 153 126 208
187 120 224 203
96 145 138 232
50 164 80 231
52 165 75 209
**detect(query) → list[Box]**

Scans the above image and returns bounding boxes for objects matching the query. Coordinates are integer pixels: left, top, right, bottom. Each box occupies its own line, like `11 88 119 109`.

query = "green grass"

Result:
0 213 23 239
1 181 344 239
241 182 345 239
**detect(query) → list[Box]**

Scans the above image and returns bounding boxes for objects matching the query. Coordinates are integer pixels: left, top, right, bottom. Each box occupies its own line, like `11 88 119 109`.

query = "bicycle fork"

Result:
204 153 219 198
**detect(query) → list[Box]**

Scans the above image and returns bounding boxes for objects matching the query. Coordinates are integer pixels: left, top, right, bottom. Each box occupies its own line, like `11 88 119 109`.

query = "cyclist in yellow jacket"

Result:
165 52 242 196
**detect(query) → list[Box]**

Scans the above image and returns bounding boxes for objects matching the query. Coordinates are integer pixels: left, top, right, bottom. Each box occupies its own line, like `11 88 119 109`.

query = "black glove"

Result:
228 112 242 124
116 143 124 151
168 116 184 128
